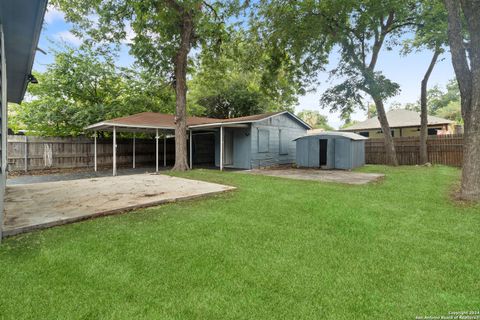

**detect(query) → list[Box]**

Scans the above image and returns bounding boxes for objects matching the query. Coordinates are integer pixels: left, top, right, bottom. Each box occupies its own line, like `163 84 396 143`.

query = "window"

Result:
428 128 438 136
359 131 370 137
279 129 288 155
258 129 269 153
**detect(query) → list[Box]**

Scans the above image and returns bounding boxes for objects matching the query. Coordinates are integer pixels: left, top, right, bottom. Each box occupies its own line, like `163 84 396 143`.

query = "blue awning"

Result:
0 0 48 103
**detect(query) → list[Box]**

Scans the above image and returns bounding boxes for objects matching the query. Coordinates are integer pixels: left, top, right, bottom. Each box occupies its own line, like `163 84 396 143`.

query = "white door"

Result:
223 130 234 166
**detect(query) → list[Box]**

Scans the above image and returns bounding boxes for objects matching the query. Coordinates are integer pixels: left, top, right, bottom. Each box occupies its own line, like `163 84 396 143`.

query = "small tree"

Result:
443 0 480 200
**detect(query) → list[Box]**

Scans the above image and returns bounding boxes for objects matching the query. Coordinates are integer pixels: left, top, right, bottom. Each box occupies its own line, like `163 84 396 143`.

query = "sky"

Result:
35 6 456 129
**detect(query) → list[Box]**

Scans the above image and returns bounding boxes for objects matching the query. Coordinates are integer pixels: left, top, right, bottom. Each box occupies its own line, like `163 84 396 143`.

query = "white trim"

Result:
94 131 97 172
155 129 159 172
163 134 166 167
220 126 223 171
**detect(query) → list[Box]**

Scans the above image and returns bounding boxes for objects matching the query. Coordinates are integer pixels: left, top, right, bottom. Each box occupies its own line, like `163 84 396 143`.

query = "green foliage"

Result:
189 30 300 118
396 79 461 122
52 0 228 79
9 46 175 136
255 0 419 124
402 0 448 54
297 110 333 130
367 104 378 118
428 79 460 114
193 79 266 118
435 100 462 123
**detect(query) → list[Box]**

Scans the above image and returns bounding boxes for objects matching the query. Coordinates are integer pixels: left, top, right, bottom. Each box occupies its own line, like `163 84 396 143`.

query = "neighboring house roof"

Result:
342 109 454 131
0 0 48 103
295 131 368 141
86 111 311 131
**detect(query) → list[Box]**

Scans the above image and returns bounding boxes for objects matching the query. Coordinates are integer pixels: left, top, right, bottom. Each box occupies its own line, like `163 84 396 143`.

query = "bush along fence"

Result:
6 135 171 172
365 134 464 167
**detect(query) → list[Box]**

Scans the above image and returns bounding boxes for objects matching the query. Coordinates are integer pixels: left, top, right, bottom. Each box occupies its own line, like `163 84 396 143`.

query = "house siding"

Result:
250 113 307 168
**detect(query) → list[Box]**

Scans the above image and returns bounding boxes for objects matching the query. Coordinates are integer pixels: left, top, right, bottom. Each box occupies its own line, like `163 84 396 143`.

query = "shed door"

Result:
319 139 328 167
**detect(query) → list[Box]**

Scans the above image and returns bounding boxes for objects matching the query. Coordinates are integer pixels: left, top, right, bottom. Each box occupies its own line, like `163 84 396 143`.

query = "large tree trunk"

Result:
172 13 194 171
419 50 441 164
373 97 398 166
444 0 480 200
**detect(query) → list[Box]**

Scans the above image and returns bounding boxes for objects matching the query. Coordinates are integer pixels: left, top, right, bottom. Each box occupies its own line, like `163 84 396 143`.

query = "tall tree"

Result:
404 0 447 164
443 0 480 200
53 0 232 171
255 0 418 166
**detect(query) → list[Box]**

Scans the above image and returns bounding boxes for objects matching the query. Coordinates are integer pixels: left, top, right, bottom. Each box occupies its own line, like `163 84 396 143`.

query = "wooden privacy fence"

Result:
6 135 174 171
365 134 464 167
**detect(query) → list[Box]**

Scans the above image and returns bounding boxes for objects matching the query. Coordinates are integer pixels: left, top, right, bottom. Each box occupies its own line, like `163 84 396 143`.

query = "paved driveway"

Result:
3 173 234 236
243 168 384 185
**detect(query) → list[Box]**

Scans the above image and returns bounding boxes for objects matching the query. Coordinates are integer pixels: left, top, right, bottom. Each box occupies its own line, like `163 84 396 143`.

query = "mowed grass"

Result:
0 165 479 319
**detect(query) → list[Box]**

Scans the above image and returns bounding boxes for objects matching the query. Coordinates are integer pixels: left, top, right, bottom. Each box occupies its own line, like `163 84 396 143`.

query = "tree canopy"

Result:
189 29 301 118
297 110 333 130
10 46 175 136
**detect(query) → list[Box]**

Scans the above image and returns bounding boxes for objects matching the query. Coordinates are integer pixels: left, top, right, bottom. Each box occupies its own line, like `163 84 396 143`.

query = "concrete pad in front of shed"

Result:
243 168 383 185
3 174 235 236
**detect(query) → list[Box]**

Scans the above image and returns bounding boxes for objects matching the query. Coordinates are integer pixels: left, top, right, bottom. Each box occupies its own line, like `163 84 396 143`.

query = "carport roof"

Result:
86 111 311 132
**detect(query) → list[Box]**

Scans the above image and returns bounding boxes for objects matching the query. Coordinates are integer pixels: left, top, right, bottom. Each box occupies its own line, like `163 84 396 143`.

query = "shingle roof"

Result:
342 109 454 131
85 111 311 131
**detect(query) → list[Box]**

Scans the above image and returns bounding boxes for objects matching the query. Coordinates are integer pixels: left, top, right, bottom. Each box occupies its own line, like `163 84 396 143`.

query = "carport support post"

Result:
220 126 223 171
113 126 117 176
94 131 97 172
155 129 159 172
132 133 136 169
189 129 193 169
163 133 166 167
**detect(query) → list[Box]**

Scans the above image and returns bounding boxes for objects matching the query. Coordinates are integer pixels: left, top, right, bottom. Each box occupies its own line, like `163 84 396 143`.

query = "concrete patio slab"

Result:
3 174 234 236
243 168 384 185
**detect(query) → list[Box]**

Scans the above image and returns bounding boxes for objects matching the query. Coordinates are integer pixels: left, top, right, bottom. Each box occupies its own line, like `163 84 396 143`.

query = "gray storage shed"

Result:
295 132 368 170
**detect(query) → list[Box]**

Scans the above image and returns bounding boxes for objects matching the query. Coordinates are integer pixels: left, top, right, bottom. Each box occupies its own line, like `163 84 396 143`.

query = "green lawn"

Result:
0 166 479 319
